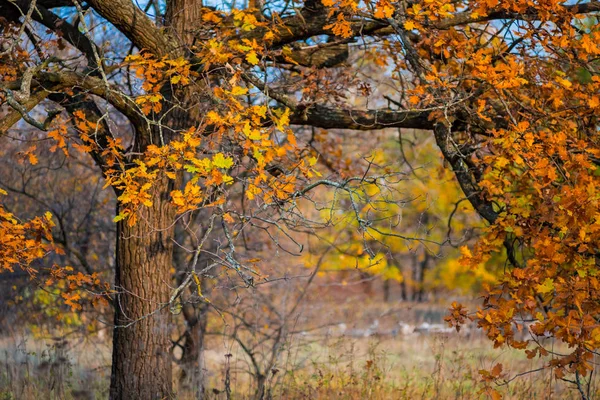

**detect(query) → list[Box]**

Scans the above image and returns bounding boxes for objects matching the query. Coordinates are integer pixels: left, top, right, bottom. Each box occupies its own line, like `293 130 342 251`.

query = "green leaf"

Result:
113 212 128 223
213 153 234 169
575 67 593 84
536 278 555 294
184 164 201 173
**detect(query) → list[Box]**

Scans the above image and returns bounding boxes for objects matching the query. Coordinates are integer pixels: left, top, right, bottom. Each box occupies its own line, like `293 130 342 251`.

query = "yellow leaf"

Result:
222 174 234 184
246 51 259 65
203 11 222 23
113 212 128 222
495 157 510 168
243 122 262 140
171 190 185 206
404 20 416 31
207 111 222 124
536 278 555 294
213 153 234 169
231 86 248 96
459 246 472 258
264 31 275 41
274 108 290 131
374 1 394 19
556 77 572 88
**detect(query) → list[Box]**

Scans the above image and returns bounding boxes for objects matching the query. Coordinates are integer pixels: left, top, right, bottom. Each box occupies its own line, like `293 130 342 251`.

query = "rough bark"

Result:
165 0 202 50
110 175 178 400
290 104 433 131
86 0 179 57
108 1 204 398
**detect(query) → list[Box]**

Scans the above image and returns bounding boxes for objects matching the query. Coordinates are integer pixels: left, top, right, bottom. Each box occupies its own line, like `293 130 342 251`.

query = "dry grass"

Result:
3 332 596 399
2 299 599 399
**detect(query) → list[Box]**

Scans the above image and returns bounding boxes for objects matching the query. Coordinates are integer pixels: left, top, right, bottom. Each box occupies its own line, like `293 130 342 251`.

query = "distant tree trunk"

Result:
110 176 178 399
383 279 391 302
360 271 373 296
400 278 408 301
411 252 419 301
173 214 216 398
415 251 430 302
109 1 203 398
414 214 430 302
180 299 209 398
255 373 267 400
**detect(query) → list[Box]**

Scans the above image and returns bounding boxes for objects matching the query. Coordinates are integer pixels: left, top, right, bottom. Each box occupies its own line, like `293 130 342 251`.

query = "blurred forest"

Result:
0 123 500 398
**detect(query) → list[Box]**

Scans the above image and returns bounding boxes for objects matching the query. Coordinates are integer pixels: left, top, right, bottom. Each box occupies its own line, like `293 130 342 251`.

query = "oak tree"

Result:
2 0 600 398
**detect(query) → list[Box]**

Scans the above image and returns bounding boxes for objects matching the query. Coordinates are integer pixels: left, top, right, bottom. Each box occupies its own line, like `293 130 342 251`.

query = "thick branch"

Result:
35 71 143 126
0 88 54 134
291 105 433 130
86 0 179 57
243 13 391 48
32 2 99 68
436 1 600 29
244 72 432 130
433 124 498 223
278 42 349 68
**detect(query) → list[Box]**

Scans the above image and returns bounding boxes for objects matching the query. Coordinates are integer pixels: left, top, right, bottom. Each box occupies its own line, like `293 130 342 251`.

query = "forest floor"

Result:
1 292 598 399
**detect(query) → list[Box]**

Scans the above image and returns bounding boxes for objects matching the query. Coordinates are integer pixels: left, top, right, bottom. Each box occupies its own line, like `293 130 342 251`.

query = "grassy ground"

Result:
0 291 596 399
214 334 598 399
1 326 597 399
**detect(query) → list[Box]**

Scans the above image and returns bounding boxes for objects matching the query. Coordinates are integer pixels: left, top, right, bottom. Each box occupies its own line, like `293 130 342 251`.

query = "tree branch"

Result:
435 1 600 29
86 0 179 57
291 104 433 130
0 87 58 134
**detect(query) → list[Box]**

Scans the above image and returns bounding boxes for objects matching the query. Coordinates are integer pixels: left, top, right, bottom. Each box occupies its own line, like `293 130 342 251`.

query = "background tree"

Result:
303 131 493 302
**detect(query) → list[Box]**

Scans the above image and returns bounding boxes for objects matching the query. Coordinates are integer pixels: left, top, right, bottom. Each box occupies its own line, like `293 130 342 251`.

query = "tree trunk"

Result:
180 298 209 398
108 2 204 398
110 176 178 400
174 233 213 399
415 252 429 303
400 277 407 301
383 278 391 302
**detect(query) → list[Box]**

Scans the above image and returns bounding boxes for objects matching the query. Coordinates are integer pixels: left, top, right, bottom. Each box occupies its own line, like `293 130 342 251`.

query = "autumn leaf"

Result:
231 86 249 96
213 153 234 169
113 212 129 223
404 20 416 31
536 278 555 294
246 51 259 65
28 153 38 165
